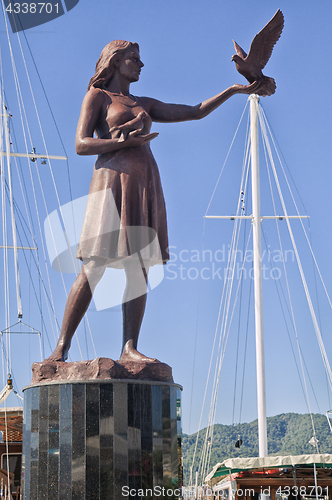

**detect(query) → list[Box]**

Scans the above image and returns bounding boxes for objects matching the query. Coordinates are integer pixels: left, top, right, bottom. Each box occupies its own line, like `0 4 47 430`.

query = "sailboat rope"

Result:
203 224 254 478
260 226 321 414
12 31 71 344
261 108 332 311
194 117 253 484
16 29 97 360
203 118 253 476
189 107 251 482
15 24 96 358
258 106 332 393
0 59 11 374
0 3 62 349
191 99 332 485
0 6 98 361
205 102 250 217
260 112 319 451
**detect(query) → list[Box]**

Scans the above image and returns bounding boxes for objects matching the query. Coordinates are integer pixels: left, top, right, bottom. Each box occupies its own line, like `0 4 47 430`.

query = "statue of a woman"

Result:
46 40 266 363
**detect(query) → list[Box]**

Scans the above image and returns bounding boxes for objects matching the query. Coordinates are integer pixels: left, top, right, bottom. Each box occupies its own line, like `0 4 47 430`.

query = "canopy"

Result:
205 454 332 487
0 407 23 442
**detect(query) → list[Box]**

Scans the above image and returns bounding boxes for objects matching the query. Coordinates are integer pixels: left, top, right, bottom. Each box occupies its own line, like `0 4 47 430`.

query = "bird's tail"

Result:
258 76 276 96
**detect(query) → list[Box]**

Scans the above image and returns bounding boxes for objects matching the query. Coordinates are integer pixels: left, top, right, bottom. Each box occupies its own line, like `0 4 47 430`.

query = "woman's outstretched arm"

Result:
147 81 263 123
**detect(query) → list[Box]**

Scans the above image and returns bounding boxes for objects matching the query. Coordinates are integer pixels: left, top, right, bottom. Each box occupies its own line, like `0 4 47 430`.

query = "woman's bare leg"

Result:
45 258 106 361
46 256 155 363
119 259 156 362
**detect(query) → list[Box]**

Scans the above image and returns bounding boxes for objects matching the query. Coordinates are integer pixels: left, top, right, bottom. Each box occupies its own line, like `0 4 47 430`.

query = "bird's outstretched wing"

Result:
232 40 247 60
246 9 284 70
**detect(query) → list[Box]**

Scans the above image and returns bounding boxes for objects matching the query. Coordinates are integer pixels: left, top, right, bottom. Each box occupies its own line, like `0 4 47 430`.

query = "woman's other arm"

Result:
75 89 157 155
146 81 262 123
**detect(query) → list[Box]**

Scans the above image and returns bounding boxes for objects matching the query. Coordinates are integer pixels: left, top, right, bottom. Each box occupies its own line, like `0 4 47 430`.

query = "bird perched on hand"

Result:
232 9 284 96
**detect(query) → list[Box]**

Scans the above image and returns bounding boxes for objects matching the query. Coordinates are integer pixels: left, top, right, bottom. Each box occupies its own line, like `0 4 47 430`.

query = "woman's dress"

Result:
76 90 169 268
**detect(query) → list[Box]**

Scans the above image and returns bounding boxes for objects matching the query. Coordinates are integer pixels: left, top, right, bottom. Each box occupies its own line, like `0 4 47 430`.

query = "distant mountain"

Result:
182 413 332 485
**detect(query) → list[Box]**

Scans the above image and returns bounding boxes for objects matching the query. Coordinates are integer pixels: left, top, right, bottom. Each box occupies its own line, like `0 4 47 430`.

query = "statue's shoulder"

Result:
134 95 155 113
87 87 107 99
82 87 108 108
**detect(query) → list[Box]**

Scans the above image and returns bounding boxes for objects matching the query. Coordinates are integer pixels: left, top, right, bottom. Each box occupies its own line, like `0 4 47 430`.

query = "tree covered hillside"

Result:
182 413 332 485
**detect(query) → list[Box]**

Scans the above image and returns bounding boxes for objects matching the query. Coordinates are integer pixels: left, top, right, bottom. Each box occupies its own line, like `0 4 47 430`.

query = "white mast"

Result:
0 93 66 320
2 99 22 318
204 95 309 462
250 94 268 457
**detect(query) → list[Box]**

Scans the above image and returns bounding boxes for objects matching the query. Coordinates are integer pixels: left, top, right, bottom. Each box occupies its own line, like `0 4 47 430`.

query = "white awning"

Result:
205 454 332 486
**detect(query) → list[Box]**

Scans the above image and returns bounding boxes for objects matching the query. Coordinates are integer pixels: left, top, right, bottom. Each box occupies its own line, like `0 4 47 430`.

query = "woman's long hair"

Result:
87 40 139 91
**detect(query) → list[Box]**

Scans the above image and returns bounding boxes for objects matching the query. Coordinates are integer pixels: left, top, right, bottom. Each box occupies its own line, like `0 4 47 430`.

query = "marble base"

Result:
22 379 182 499
31 357 173 384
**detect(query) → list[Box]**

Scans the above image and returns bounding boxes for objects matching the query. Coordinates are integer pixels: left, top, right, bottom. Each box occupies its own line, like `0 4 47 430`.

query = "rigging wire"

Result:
259 105 332 398
258 104 320 451
231 206 248 449
195 99 332 481
197 120 253 483
307 218 330 409
190 108 252 480
0 0 63 345
0 15 90 359
204 223 253 477
205 101 249 217
238 261 253 426
0 50 11 376
16 27 96 359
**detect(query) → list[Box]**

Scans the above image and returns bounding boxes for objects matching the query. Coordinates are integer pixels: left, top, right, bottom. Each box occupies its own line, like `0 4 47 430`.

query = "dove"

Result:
232 9 284 96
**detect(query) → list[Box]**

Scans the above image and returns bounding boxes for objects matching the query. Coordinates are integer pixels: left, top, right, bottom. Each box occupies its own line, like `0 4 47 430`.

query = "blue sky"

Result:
1 0 332 442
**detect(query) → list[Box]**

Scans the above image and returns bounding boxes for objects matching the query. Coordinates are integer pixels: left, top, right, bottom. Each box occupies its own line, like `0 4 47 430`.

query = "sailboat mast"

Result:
1 95 23 319
250 94 268 457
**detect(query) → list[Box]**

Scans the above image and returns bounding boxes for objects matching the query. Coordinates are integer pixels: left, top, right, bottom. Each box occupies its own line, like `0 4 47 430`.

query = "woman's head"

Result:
88 40 140 91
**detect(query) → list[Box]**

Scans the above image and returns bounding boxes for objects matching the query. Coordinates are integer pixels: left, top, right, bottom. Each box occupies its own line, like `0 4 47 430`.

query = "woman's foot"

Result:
43 343 70 362
118 342 158 364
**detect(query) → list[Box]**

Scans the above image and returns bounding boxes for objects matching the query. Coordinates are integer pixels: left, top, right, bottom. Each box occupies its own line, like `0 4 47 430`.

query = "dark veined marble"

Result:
22 380 182 499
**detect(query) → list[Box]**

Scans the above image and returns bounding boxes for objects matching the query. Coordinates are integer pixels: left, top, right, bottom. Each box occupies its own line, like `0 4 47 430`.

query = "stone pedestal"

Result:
22 379 182 499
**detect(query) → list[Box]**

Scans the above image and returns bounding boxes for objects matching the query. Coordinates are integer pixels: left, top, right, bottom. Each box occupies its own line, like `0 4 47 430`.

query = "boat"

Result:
205 454 332 500
187 93 332 499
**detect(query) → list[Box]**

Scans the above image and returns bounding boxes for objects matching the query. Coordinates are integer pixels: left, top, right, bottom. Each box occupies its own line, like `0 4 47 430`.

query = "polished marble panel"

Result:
162 385 172 489
22 387 31 500
113 383 128 499
141 384 153 492
86 383 100 499
152 385 163 488
128 383 142 493
59 384 72 500
38 385 49 500
72 384 86 500
176 388 183 486
170 386 178 487
48 385 59 500
100 383 113 500
30 387 39 499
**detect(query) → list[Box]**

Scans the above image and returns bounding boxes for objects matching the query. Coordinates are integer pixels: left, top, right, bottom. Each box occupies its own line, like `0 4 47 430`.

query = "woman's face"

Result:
117 47 144 83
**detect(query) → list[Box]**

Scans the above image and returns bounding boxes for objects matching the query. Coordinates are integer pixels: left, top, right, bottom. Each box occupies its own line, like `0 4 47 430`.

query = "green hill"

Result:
182 413 332 485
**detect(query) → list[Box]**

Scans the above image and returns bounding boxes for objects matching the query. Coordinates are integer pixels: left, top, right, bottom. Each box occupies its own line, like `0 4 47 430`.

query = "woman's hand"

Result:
109 111 149 142
109 111 159 147
122 130 159 147
232 80 275 97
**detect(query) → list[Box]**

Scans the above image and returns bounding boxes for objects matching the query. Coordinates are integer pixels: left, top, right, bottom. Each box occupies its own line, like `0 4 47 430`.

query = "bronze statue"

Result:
46 39 270 364
232 9 284 95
